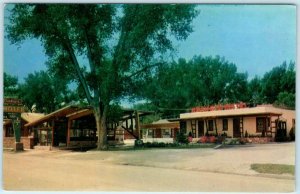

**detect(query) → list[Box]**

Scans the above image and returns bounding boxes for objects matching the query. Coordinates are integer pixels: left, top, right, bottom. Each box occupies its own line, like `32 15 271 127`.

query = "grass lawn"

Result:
251 163 295 175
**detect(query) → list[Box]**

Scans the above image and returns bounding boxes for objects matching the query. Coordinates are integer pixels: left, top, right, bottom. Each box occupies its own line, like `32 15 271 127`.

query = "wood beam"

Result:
204 119 208 135
51 119 55 147
67 119 71 147
135 110 140 139
67 109 93 120
214 118 218 135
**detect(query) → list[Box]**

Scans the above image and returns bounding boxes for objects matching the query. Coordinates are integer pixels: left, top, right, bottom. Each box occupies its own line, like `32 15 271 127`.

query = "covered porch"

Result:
180 106 284 139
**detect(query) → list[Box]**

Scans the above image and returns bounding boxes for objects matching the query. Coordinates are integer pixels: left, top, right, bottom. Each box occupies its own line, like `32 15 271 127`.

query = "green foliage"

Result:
245 61 295 109
4 73 19 97
133 103 161 124
260 61 295 108
175 131 189 144
141 55 248 116
19 70 74 113
289 127 295 141
274 92 295 109
6 4 198 148
106 104 124 123
134 139 144 147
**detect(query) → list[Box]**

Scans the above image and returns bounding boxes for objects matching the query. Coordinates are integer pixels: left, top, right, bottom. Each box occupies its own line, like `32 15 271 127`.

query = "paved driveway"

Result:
3 142 295 191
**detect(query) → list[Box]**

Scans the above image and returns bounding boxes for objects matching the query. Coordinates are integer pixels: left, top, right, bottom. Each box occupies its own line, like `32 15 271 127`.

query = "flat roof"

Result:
180 106 283 120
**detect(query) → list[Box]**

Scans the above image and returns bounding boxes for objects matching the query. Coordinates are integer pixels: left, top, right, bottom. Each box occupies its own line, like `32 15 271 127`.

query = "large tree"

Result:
246 61 295 109
6 4 198 149
4 72 19 97
141 55 249 117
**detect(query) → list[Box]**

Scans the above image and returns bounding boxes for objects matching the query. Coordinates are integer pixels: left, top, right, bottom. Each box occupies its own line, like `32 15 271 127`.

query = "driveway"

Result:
3 142 295 192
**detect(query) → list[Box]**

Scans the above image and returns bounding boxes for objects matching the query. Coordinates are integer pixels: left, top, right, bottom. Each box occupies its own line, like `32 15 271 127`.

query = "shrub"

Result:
158 142 166 147
245 130 248 138
221 132 227 137
209 136 216 143
176 131 189 144
289 127 295 141
275 128 288 142
199 136 208 143
144 142 152 147
134 139 144 147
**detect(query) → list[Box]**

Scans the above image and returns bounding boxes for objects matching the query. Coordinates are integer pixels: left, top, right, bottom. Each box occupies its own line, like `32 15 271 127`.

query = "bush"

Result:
275 128 288 142
289 127 295 141
175 131 189 144
208 136 216 143
143 142 177 148
158 142 166 147
245 130 248 138
199 136 208 143
134 139 144 147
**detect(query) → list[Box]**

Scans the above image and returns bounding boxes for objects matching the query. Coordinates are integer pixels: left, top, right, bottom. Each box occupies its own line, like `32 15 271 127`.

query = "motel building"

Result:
179 103 295 142
3 99 152 150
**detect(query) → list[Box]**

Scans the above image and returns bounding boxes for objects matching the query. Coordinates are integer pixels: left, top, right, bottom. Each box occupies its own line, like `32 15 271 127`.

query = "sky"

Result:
3 4 296 82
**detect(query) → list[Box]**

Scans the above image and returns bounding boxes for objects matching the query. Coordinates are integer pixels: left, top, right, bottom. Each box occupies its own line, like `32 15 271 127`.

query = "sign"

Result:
191 102 247 113
3 98 23 143
4 98 23 106
4 106 24 113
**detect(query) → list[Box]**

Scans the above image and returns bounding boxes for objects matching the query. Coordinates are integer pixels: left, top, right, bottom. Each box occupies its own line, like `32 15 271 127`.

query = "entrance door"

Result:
233 118 241 137
198 120 204 137
155 128 162 138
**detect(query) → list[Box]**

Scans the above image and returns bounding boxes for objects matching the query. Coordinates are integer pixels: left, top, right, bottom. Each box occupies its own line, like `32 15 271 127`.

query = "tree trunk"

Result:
94 107 108 150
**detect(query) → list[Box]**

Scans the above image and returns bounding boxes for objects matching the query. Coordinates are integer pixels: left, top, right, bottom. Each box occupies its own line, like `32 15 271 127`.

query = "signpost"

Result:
4 98 24 151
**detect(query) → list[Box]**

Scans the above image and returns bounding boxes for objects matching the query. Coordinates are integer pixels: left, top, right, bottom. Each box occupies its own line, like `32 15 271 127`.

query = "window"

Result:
223 119 228 131
208 120 214 131
256 117 270 132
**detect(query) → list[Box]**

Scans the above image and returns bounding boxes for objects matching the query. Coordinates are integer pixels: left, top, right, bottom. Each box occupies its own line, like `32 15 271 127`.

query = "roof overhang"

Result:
141 122 179 129
25 105 88 127
180 107 282 120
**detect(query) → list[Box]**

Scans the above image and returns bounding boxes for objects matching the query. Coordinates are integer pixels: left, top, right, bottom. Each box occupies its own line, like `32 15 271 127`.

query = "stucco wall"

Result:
185 119 234 137
184 108 295 138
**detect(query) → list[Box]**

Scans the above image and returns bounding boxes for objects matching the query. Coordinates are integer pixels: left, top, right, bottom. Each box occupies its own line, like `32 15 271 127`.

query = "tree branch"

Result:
83 28 101 105
63 37 94 105
124 62 163 80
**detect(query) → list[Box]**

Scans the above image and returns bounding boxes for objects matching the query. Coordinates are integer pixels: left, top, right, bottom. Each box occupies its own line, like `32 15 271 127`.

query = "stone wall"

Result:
3 137 34 149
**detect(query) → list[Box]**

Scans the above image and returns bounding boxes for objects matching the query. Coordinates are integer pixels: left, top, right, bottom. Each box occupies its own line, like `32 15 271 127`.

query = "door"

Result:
198 120 204 137
233 118 241 137
155 128 162 138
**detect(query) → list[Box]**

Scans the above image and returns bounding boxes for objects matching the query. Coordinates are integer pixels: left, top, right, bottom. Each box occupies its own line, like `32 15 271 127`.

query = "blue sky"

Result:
3 4 296 82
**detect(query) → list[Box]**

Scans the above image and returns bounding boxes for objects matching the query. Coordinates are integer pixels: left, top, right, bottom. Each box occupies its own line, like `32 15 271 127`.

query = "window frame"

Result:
208 120 214 131
222 119 228 131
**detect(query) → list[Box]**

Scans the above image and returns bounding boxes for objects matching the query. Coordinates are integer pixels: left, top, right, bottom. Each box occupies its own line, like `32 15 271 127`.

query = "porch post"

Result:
67 119 71 147
135 110 140 139
51 119 55 147
204 118 208 135
214 118 218 135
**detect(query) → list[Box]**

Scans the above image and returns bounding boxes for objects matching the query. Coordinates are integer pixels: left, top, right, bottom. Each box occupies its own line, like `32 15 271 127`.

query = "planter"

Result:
241 137 274 144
